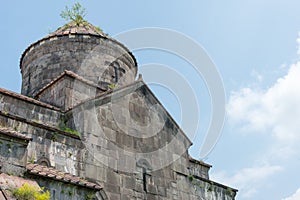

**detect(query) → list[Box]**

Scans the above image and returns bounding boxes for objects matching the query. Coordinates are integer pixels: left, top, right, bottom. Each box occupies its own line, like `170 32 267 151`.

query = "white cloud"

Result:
212 165 283 199
227 62 300 144
282 188 300 200
219 34 300 199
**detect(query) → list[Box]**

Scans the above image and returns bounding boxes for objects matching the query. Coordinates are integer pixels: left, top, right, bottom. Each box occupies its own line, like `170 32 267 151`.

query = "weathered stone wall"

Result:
0 135 28 175
0 115 83 175
0 84 237 199
188 160 210 180
20 35 137 97
176 173 236 200
0 90 83 175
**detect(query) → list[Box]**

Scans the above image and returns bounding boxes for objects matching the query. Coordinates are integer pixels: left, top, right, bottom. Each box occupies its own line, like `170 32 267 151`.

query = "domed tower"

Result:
20 21 137 100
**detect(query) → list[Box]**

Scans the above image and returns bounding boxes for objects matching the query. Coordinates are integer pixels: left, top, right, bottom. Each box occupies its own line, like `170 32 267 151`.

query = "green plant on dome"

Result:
60 2 87 26
95 26 103 32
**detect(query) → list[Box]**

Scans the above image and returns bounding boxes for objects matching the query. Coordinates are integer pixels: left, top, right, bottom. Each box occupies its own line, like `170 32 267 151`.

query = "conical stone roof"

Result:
48 21 108 38
20 20 137 69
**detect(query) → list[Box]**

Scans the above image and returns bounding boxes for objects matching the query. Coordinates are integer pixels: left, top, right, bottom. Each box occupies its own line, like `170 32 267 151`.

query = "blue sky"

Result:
1 1 300 199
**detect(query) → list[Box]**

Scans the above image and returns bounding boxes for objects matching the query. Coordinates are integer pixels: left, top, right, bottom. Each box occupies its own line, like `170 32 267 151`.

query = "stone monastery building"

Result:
0 20 237 199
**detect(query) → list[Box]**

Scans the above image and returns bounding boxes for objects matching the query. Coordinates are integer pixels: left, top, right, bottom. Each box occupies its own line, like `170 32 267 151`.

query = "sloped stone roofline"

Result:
26 163 102 190
67 79 193 146
20 21 138 69
0 127 32 141
192 172 238 193
0 88 61 112
141 81 193 146
188 156 212 168
35 70 106 98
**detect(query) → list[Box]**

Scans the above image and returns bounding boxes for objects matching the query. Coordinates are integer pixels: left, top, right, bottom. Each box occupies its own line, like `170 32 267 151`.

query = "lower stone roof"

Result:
0 88 61 111
26 163 102 190
0 173 40 200
0 127 32 141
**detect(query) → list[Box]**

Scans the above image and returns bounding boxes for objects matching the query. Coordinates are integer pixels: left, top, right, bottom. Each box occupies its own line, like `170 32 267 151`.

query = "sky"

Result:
1 1 300 199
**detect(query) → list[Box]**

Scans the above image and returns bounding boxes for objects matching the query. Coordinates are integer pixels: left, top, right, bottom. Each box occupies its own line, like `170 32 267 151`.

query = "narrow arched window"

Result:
112 62 120 83
111 61 126 83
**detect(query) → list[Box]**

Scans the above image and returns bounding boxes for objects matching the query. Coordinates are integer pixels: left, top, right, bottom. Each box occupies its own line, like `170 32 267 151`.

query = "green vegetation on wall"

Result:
12 183 50 200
